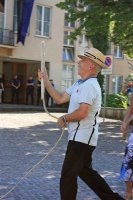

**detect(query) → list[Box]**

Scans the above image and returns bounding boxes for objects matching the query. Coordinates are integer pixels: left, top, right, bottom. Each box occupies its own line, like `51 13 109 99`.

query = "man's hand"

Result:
38 69 48 83
121 122 128 139
58 116 67 128
121 122 128 133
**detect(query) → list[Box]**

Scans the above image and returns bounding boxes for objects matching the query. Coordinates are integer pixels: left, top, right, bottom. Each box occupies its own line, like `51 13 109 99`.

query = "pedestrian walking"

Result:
11 74 21 104
121 93 133 200
39 47 125 200
26 75 35 105
0 73 4 103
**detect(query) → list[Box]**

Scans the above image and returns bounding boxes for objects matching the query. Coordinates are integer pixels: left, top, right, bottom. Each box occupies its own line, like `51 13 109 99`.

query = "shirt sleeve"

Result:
66 82 77 96
78 81 97 105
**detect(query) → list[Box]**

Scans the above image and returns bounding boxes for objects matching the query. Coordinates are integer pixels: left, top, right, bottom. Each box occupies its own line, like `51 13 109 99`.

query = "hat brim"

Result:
78 55 108 69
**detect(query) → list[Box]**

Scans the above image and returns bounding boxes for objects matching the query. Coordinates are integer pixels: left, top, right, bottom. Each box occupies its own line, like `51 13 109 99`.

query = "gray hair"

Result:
89 59 102 75
93 63 102 75
96 65 102 74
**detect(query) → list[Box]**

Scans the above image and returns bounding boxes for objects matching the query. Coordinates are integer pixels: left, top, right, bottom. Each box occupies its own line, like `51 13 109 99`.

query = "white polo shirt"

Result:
66 78 101 146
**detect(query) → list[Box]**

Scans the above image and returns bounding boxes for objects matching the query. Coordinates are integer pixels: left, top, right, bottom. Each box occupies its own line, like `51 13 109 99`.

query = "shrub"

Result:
102 94 128 108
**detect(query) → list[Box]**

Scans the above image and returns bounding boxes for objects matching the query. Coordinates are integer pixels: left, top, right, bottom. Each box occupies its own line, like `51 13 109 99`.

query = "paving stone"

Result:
0 113 126 199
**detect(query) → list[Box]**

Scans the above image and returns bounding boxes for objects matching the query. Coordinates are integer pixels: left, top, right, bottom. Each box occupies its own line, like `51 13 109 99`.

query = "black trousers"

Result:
60 141 124 200
37 88 41 105
45 94 50 107
26 88 34 105
12 88 19 104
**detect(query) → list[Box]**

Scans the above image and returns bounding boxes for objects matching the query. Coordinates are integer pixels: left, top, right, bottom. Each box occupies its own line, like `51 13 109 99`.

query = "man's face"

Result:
78 57 94 77
14 75 17 79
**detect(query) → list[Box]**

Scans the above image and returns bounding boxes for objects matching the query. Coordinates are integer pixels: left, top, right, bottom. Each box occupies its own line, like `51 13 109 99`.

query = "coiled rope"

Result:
0 41 65 199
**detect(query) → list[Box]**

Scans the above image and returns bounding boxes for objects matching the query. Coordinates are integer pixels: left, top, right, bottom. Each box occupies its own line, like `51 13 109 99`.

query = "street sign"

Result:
101 55 113 75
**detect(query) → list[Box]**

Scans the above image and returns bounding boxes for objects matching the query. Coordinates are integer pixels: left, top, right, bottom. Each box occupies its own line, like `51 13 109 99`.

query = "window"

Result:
36 5 51 37
13 0 30 34
13 0 17 32
64 31 74 46
114 45 123 58
79 34 88 47
65 12 75 28
0 11 4 28
63 47 74 61
112 76 123 94
45 62 50 76
62 64 74 91
0 0 4 28
0 0 4 13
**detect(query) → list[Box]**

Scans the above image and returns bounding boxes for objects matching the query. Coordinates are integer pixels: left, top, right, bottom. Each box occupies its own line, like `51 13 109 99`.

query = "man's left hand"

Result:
58 116 66 128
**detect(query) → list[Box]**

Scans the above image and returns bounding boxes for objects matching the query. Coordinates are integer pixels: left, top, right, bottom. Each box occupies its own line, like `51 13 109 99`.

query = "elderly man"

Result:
39 48 125 200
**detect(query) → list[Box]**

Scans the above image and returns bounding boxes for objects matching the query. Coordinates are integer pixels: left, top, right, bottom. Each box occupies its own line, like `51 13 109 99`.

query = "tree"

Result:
56 0 133 57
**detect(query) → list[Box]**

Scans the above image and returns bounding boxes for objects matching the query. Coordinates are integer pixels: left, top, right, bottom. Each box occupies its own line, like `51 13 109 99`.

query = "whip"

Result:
40 41 59 120
0 41 65 199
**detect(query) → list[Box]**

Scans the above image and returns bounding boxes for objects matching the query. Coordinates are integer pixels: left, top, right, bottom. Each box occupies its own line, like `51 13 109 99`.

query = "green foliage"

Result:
111 21 133 58
97 72 104 91
103 94 128 108
56 0 133 57
125 73 133 82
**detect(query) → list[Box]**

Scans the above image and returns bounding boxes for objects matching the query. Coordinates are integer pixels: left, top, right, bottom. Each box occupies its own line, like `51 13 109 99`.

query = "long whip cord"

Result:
0 42 65 199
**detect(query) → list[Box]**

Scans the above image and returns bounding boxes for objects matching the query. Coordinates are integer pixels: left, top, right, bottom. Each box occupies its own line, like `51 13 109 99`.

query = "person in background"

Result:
0 73 4 103
44 79 55 107
38 47 125 200
49 79 55 107
44 88 50 107
2 74 5 103
121 93 133 200
121 80 133 106
11 74 21 104
126 81 133 106
26 75 35 105
37 79 41 105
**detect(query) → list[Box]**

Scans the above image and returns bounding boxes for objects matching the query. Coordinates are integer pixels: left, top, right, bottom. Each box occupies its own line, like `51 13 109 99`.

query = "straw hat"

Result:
78 48 108 68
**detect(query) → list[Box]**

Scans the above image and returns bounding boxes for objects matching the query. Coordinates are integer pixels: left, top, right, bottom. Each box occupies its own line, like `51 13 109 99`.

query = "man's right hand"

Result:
38 69 48 84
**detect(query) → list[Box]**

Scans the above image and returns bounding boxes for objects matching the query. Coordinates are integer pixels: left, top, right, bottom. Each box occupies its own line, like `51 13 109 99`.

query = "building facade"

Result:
0 0 132 104
106 45 133 95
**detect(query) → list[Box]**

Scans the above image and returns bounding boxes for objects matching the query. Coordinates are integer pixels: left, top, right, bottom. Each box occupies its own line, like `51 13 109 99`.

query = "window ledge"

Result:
64 44 74 48
35 35 51 39
62 60 75 63
114 56 124 59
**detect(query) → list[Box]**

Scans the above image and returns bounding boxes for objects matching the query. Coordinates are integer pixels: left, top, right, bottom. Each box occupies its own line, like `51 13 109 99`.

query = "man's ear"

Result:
89 63 95 70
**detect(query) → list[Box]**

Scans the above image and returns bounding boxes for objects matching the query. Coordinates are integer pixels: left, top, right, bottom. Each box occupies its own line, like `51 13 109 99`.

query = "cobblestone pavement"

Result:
0 112 127 200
